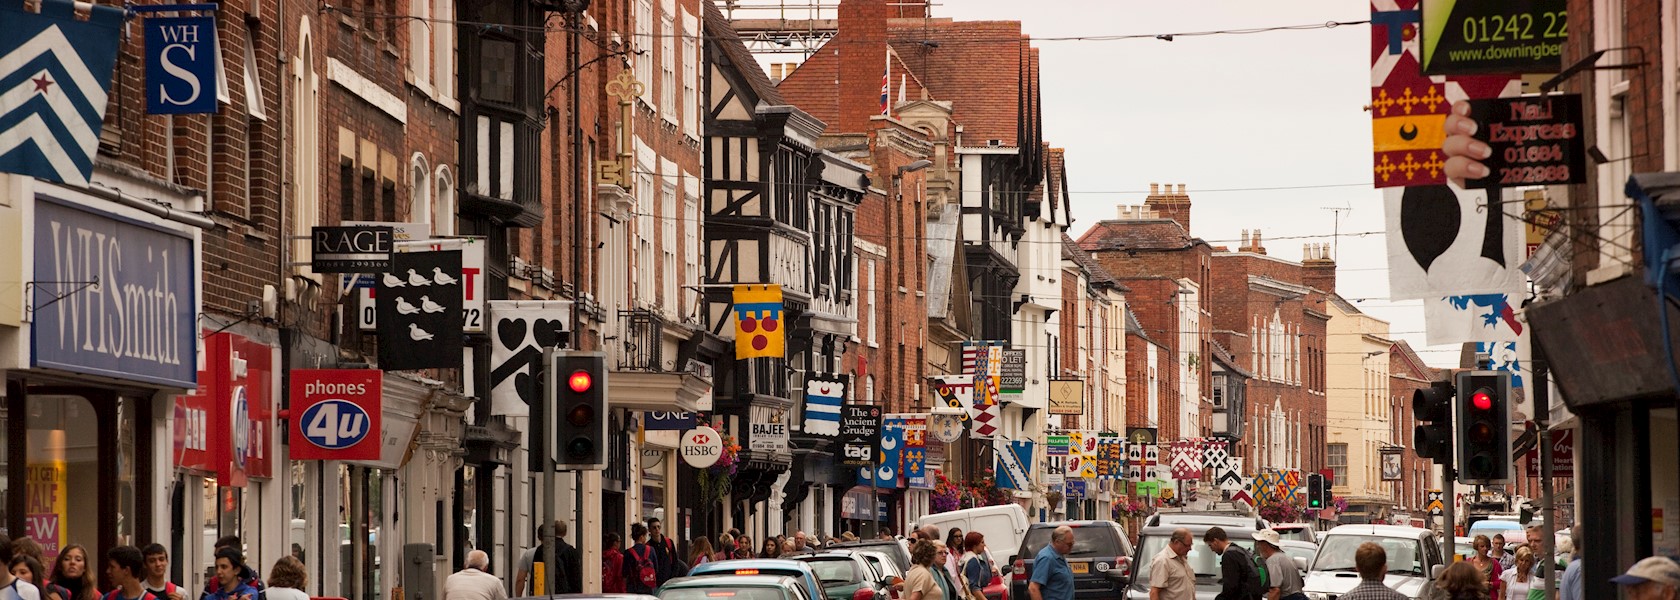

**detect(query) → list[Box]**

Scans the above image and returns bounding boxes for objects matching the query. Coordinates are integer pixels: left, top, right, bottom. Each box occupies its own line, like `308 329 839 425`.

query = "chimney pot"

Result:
1253 229 1264 254
1150 183 1160 195
1177 183 1186 195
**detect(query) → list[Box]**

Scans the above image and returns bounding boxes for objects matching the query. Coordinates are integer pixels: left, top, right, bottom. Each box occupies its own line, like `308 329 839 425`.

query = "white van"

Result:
910 504 1031 563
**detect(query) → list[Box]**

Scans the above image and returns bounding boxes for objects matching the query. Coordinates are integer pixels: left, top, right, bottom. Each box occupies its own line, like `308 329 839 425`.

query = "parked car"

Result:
1272 523 1319 544
1144 508 1269 531
786 551 895 600
1302 525 1445 600
1010 521 1134 600
658 575 815 600
1125 520 1261 600
828 540 913 574
852 551 905 600
517 595 660 600
687 559 830 600
910 504 1032 564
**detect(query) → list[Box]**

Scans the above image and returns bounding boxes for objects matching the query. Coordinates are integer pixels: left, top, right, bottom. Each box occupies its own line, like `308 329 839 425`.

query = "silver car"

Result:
1303 525 1445 600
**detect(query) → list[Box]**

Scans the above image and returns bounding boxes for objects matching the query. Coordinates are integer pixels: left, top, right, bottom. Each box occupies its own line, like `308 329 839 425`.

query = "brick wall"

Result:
842 124 930 415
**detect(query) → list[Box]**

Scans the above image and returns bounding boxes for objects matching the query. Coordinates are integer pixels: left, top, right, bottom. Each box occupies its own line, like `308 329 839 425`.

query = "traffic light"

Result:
1306 473 1326 509
549 349 608 470
1455 371 1512 484
1412 379 1455 462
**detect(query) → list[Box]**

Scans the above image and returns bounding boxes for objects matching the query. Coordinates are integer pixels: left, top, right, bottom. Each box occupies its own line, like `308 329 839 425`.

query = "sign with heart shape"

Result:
488 301 572 416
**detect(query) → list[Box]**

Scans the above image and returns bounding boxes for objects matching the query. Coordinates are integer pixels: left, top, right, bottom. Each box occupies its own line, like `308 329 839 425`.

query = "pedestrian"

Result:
12 555 58 600
442 550 506 600
289 544 305 566
689 537 716 572
516 522 577 596
623 523 658 595
262 557 308 600
760 538 780 559
732 535 755 560
602 534 626 594
101 547 152 600
1433 562 1489 600
647 518 684 583
8 543 41 574
944 530 965 583
841 532 859 543
1340 543 1406 600
52 545 98 600
1498 547 1534 600
1204 527 1261 600
1148 528 1195 600
959 533 991 600
136 545 180 600
879 526 896 541
1490 535 1513 572
1253 530 1304 600
200 538 262 597
1468 535 1502 599
1027 526 1073 600
795 532 812 552
781 539 798 556
716 534 735 562
1612 555 1680 600
514 523 547 596
201 549 257 600
0 541 38 600
1558 526 1583 600
905 541 946 600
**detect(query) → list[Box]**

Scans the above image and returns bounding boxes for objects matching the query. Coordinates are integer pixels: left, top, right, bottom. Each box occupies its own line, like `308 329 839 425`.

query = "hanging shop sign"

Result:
998 349 1026 403
1525 429 1574 478
1048 379 1083 415
311 225 393 272
486 300 571 417
1463 94 1586 189
802 373 848 437
377 250 463 370
645 412 697 431
749 406 790 453
1421 0 1567 76
31 197 197 388
840 405 882 466
289 369 383 461
0 0 123 186
397 237 487 332
680 425 723 469
143 15 220 114
187 333 275 485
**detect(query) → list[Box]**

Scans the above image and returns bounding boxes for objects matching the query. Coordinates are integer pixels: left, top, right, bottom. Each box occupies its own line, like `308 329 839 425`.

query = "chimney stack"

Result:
1249 229 1266 255
1145 182 1192 232
836 0 891 133
1303 242 1337 293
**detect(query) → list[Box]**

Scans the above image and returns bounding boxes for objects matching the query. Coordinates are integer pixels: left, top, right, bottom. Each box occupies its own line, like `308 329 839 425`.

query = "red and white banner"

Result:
289 370 383 461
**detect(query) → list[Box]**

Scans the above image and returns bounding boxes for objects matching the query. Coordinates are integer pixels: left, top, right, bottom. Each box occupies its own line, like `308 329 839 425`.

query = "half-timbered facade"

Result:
700 2 867 539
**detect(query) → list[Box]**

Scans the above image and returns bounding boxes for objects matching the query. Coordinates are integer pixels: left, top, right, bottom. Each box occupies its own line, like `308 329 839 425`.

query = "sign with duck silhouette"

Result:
1385 184 1527 300
377 250 464 370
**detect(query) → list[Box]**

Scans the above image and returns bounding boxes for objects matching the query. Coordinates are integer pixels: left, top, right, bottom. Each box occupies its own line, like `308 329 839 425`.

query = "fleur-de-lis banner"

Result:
733 284 784 359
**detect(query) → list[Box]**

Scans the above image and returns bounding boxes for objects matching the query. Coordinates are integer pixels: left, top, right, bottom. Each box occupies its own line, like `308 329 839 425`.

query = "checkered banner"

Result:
961 341 1003 438
1218 456 1243 491
1232 477 1256 508
1127 442 1145 481
1202 439 1229 470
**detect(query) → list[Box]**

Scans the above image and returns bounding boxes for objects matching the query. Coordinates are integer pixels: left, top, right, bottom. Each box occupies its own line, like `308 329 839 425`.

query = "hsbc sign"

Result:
681 425 722 468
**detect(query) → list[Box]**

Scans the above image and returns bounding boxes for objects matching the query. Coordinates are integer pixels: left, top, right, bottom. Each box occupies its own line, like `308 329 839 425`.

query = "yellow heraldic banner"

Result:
733 284 785 359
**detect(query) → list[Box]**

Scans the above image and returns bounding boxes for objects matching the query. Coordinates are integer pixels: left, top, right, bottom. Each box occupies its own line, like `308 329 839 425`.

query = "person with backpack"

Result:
1252 530 1302 600
201 549 257 600
137 545 181 600
1204 528 1263 600
622 523 659 594
101 547 155 600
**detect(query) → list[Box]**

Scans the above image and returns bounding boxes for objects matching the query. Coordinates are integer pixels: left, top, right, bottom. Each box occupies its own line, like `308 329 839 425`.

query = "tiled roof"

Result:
888 20 1028 146
776 46 841 125
1061 233 1126 291
1046 147 1065 218
704 1 784 107
1077 219 1194 251
1209 340 1253 379
1328 293 1361 315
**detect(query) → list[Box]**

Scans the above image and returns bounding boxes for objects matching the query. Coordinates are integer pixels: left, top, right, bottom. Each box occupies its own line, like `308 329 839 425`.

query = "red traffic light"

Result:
568 370 593 393
1471 389 1493 411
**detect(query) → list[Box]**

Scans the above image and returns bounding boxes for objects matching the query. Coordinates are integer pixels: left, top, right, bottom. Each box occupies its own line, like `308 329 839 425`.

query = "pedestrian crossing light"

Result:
1455 371 1512 484
548 350 608 470
1412 379 1455 463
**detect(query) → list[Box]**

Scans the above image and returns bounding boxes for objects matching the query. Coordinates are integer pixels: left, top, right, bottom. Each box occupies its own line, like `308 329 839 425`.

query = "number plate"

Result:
1069 562 1089 575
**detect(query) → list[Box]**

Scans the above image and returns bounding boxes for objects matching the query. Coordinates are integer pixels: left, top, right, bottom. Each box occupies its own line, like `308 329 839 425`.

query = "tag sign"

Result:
312 226 394 272
680 426 723 468
840 405 882 466
144 15 220 114
289 370 382 461
1465 94 1587 189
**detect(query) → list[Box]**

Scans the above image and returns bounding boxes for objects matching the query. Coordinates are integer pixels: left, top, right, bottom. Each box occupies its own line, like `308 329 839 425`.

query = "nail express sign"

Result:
31 197 197 388
289 370 382 461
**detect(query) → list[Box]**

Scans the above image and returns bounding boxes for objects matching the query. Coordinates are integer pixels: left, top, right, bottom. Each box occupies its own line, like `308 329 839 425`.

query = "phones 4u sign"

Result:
289 370 382 461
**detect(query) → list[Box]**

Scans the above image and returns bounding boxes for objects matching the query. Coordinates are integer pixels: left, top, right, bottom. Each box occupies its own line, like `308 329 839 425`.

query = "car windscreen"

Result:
1274 527 1313 543
1132 536 1256 586
661 587 792 600
1019 526 1124 559
1282 547 1316 566
799 558 862 584
1312 536 1425 577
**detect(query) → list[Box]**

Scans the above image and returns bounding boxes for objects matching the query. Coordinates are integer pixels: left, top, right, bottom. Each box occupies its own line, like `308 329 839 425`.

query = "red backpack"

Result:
630 546 658 589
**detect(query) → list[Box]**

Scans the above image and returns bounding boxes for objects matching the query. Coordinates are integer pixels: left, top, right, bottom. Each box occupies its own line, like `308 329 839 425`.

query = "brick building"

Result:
1389 339 1438 526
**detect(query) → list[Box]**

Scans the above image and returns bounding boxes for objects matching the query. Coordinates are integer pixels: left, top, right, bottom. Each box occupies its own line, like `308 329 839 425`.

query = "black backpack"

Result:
1225 546 1266 599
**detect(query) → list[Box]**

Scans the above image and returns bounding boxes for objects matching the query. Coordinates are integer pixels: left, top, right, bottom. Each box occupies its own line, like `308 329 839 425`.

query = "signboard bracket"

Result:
22 279 99 322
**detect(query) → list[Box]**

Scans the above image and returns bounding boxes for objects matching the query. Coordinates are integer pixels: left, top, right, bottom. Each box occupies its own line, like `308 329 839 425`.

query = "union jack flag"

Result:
879 47 890 116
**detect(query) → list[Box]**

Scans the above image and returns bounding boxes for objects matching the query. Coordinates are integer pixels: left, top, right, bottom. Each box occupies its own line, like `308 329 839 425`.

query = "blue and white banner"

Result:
997 440 1033 490
1425 293 1523 345
144 15 220 114
802 373 846 437
0 0 124 185
857 422 903 488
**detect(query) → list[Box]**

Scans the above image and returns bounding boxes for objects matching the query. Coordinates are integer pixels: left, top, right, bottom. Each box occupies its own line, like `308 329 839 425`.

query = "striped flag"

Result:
0 0 124 186
802 373 847 437
880 47 890 115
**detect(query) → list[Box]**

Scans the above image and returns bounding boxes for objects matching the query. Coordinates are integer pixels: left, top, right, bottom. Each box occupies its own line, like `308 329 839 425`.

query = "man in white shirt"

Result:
445 551 508 600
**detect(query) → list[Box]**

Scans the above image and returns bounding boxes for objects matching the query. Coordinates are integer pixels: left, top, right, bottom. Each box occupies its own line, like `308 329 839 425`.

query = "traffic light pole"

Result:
1443 465 1456 561
1535 346 1557 599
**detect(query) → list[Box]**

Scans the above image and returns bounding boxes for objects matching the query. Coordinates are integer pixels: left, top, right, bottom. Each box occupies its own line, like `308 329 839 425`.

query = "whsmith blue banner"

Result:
144 15 220 114
31 197 198 388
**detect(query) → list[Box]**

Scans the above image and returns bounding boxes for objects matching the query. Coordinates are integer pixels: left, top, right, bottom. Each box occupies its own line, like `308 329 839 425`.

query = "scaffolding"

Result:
718 0 933 79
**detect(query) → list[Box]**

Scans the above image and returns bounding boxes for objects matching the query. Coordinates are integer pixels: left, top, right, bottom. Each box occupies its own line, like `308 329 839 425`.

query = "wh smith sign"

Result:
32 197 197 388
144 15 220 114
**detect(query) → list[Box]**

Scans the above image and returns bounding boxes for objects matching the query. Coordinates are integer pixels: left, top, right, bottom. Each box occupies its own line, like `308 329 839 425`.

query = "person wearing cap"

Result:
1612 556 1680 600
1252 530 1304 600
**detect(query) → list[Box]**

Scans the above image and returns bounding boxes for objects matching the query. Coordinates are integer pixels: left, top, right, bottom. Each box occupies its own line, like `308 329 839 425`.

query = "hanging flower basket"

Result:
696 425 742 518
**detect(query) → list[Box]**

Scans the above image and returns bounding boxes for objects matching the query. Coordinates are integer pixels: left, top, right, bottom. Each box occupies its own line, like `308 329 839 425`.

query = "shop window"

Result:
336 465 385 600
23 395 98 562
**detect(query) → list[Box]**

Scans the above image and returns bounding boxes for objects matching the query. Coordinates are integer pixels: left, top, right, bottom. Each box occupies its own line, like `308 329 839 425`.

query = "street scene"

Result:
0 0 1673 599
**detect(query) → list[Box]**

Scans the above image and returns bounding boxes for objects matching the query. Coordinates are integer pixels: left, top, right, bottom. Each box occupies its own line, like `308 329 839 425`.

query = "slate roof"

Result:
1077 219 1195 252
1327 293 1362 315
703 1 784 107
1061 233 1126 291
1209 340 1253 379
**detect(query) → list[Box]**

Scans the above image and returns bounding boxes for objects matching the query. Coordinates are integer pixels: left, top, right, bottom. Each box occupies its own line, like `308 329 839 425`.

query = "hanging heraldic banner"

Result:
143 15 221 114
377 251 464 370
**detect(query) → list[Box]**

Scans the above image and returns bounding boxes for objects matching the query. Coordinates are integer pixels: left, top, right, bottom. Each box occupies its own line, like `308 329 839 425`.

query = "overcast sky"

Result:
935 0 1458 367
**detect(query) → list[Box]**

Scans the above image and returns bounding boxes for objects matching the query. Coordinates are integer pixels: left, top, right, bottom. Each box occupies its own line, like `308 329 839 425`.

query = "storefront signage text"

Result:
290 370 383 461
1421 0 1567 76
840 405 881 467
1466 94 1586 189
680 425 722 469
749 408 789 453
311 225 394 272
32 197 197 388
